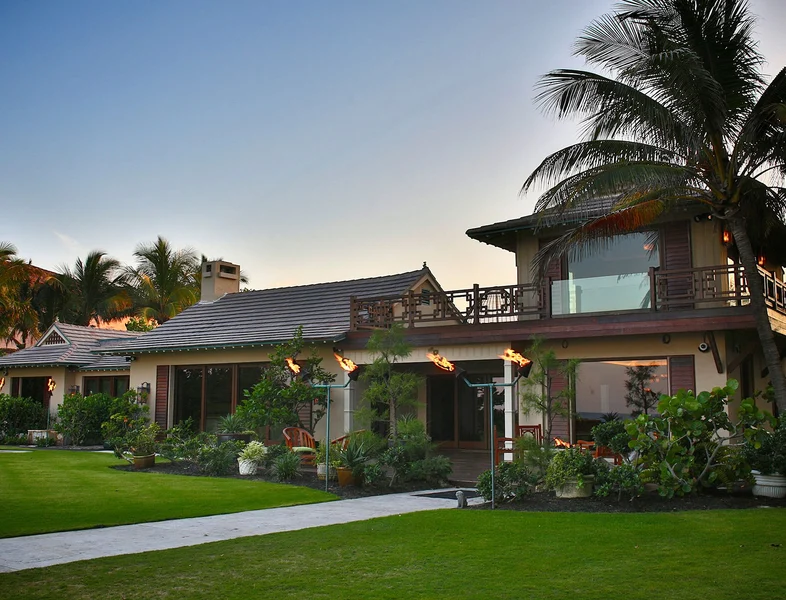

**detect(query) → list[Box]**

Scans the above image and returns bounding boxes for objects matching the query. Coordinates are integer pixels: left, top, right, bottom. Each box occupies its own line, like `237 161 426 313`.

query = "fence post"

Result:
472 284 480 324
648 267 657 311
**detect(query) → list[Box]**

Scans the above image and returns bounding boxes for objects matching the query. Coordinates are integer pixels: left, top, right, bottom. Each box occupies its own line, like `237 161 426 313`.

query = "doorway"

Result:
428 374 503 449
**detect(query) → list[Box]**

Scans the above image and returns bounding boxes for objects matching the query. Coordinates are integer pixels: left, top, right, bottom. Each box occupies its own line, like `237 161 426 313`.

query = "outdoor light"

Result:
137 382 151 402
721 229 732 246
426 348 532 509
46 378 56 392
758 253 766 266
68 385 80 395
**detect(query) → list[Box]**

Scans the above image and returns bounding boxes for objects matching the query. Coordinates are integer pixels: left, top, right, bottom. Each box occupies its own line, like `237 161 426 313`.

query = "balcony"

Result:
349 264 786 330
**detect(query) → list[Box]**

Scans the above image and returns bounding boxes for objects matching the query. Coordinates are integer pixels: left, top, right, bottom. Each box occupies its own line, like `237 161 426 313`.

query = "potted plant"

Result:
743 417 786 498
336 438 367 487
237 440 267 475
313 442 340 480
545 447 599 498
216 413 254 444
103 413 160 469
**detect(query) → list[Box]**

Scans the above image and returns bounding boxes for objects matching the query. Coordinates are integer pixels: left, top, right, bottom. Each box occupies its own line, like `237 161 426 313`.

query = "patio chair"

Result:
516 424 543 444
494 430 519 465
282 427 316 465
331 430 366 450
594 445 623 465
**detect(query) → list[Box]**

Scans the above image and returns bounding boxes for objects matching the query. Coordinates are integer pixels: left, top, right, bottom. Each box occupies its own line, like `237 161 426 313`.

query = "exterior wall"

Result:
515 234 539 286
690 219 725 269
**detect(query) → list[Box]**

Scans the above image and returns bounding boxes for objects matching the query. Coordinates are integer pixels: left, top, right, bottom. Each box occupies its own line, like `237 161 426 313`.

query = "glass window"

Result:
575 360 668 438
237 365 264 403
82 376 130 397
204 366 233 432
552 233 659 315
174 367 203 428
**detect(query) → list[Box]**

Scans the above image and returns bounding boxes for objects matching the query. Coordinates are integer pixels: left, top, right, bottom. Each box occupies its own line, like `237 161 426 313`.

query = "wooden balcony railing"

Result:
349 264 784 330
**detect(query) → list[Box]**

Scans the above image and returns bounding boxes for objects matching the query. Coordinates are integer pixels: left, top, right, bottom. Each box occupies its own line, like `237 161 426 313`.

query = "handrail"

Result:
349 264 785 330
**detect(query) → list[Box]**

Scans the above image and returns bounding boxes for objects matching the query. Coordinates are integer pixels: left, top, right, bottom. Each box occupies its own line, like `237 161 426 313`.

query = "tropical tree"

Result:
0 242 51 348
58 251 132 326
522 0 786 410
128 236 199 323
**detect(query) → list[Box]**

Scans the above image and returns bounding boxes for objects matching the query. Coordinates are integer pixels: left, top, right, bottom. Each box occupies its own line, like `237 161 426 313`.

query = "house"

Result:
0 323 138 413
3 204 783 451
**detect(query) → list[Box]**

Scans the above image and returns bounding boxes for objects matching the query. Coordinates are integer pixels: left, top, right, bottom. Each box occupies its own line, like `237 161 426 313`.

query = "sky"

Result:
1 0 785 291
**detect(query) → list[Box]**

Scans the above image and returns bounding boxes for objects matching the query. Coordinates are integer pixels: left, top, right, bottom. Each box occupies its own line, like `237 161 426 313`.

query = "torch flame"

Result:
554 437 572 448
334 352 358 374
427 351 455 372
499 348 532 369
0 377 5 390
285 358 301 375
47 378 56 392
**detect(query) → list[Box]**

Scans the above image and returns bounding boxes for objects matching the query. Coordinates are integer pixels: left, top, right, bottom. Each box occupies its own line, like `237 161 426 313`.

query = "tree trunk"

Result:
727 216 786 412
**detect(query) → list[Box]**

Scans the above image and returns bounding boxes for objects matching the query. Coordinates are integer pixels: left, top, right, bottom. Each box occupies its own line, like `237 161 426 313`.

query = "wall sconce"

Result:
758 253 766 266
137 382 151 401
68 385 80 395
721 229 732 246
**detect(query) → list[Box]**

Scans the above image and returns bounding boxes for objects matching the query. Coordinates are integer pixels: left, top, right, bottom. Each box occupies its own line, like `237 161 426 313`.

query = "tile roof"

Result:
0 323 137 369
97 268 430 355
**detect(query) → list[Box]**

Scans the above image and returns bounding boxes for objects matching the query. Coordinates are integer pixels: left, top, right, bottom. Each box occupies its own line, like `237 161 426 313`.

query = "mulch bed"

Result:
475 488 786 513
112 460 786 510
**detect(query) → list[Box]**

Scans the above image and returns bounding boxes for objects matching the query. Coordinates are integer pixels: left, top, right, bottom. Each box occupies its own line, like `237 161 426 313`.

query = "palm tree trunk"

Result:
727 217 786 412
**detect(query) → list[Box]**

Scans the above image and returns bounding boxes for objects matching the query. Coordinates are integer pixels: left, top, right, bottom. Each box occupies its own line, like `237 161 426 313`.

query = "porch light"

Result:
758 253 766 266
137 382 151 396
721 229 732 246
68 385 80 395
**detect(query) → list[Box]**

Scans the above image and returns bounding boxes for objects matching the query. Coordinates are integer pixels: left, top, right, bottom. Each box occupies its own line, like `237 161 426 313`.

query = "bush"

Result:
514 436 556 483
477 462 534 503
2 432 28 445
0 395 47 437
379 416 451 486
197 438 244 476
362 463 384 486
272 450 301 481
408 455 453 485
261 443 289 469
743 416 786 475
35 435 56 447
545 448 599 490
57 391 141 446
594 463 643 500
158 419 207 464
591 420 632 457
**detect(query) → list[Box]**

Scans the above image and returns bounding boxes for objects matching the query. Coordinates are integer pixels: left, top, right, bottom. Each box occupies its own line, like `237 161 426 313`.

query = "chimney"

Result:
201 260 240 302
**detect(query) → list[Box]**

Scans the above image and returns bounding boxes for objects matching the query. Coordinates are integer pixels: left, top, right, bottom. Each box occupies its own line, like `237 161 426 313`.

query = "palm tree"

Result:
128 236 199 323
523 0 786 410
0 242 50 348
59 251 132 326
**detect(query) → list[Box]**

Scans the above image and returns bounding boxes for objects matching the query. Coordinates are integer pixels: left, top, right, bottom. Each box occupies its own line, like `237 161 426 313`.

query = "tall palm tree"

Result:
59 251 132 326
523 0 786 410
128 236 199 323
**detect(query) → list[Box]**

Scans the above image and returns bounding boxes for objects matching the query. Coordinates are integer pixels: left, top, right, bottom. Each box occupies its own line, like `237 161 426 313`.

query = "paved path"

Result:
0 489 480 573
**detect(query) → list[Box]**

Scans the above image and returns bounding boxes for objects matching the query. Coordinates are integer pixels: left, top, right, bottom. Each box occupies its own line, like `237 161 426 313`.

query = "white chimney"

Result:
201 260 240 302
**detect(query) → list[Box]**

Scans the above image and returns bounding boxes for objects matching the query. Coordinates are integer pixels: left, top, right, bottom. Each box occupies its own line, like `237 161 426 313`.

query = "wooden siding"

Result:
549 367 570 441
668 356 696 394
155 366 169 430
661 221 693 307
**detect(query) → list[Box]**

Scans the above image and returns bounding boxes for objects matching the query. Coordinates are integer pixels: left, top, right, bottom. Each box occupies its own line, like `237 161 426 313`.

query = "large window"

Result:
83 376 130 397
552 232 659 315
174 363 266 432
575 359 668 437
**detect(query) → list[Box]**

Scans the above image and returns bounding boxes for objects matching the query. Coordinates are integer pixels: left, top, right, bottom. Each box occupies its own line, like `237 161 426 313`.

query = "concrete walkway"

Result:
0 489 481 573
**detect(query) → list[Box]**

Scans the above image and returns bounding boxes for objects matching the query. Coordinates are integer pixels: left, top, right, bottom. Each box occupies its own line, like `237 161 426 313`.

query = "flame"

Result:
554 437 572 448
285 358 301 375
0 377 4 390
427 351 455 372
47 378 56 392
334 352 358 373
722 230 732 244
499 349 532 369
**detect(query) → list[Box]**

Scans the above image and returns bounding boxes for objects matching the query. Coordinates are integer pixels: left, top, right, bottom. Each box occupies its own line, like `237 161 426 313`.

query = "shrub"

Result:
2 432 28 445
197 438 244 476
158 419 207 464
362 463 384 486
56 391 141 446
35 435 56 447
261 443 289 469
545 448 599 490
591 420 632 457
514 436 555 483
743 416 786 476
379 416 450 486
477 462 534 503
408 455 453 485
272 450 301 481
594 463 643 501
0 395 47 437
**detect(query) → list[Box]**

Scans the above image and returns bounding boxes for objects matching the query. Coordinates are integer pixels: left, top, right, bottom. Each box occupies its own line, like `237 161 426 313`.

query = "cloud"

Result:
53 231 88 258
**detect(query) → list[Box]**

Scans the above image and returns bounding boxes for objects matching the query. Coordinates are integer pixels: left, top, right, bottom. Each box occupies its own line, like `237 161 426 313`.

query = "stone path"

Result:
0 489 481 573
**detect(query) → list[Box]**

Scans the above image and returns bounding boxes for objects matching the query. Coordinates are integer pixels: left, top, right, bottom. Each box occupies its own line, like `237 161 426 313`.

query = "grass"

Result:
0 448 334 537
1 508 784 599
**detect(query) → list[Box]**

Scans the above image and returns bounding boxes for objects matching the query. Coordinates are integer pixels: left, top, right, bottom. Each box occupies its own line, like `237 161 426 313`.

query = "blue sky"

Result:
1 0 785 290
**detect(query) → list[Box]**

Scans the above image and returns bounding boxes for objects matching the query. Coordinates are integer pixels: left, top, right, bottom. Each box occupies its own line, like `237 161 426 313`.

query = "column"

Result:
342 370 353 434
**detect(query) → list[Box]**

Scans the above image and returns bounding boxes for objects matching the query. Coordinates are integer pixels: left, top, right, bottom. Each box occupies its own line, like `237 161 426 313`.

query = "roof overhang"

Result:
94 335 348 356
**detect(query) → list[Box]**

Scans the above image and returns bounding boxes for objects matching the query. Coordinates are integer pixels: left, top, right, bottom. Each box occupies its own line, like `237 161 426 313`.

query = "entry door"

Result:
428 375 488 449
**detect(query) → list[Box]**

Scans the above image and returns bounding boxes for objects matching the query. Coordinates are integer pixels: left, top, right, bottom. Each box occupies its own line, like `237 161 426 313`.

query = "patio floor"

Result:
438 448 490 485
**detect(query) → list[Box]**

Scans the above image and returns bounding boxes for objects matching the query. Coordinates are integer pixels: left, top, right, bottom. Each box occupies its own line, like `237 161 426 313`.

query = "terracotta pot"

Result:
337 466 357 487
555 475 594 498
133 454 155 470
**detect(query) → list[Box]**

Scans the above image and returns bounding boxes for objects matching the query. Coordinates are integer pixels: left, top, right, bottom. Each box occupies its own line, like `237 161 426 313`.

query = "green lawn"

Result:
0 448 334 537
2 509 784 599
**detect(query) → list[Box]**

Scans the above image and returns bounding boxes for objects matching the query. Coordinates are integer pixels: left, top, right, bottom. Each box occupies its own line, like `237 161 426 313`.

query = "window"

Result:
574 359 668 438
83 376 130 397
552 233 660 315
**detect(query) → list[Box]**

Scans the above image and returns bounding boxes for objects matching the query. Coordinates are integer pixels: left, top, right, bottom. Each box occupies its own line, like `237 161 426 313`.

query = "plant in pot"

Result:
237 440 267 475
313 442 341 481
545 447 599 498
216 413 254 444
337 438 368 487
103 413 160 469
743 416 786 498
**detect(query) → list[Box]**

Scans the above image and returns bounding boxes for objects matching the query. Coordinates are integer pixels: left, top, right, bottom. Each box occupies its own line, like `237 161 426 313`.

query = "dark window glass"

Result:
20 377 46 405
174 367 203 428
204 366 232 432
115 377 129 396
84 378 101 396
237 365 264 404
428 376 455 442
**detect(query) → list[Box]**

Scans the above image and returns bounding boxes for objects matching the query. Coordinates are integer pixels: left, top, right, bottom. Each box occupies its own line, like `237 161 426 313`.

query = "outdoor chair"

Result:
516 424 543 444
282 427 316 465
494 430 519 465
331 430 366 450
594 445 623 465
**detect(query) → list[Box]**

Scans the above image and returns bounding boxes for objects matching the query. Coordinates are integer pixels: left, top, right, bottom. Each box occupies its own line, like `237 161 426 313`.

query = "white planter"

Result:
751 471 786 499
555 476 594 499
316 463 336 480
238 459 258 476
